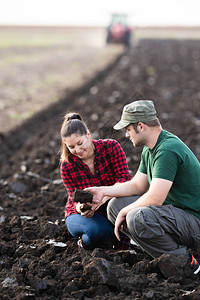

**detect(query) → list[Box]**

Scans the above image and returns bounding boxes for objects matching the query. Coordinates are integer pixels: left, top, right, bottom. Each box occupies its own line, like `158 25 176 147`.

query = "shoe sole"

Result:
193 264 200 275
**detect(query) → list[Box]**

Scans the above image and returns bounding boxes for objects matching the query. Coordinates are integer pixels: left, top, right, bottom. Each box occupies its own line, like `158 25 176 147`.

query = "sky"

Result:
1 0 200 27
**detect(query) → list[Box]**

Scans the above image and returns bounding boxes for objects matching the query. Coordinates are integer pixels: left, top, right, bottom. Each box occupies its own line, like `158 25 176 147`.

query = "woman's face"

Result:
64 132 93 160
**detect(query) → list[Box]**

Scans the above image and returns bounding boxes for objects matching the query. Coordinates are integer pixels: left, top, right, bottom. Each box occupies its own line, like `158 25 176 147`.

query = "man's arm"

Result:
85 171 149 209
114 177 173 240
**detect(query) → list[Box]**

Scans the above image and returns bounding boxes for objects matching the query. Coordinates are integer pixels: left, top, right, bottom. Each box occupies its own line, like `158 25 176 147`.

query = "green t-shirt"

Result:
139 130 200 218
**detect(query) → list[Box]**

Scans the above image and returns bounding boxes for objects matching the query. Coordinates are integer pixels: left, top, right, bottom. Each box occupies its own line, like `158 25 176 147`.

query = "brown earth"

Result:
0 26 124 133
1 27 200 299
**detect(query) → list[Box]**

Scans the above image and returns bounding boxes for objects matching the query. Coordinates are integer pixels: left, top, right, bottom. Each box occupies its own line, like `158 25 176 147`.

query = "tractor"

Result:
106 14 132 47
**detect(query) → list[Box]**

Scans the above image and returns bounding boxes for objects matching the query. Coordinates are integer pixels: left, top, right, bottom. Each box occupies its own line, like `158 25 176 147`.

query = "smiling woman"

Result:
59 112 131 250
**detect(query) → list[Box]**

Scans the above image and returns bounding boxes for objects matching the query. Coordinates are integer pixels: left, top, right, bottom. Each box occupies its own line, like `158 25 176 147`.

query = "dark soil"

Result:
1 37 200 299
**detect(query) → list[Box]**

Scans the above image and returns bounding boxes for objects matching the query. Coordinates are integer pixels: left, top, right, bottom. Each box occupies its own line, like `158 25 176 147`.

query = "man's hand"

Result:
114 209 127 241
90 195 111 211
84 187 104 210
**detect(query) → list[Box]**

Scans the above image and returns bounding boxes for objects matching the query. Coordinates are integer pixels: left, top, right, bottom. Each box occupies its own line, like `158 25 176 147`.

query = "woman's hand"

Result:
76 202 82 214
76 202 94 218
81 208 94 218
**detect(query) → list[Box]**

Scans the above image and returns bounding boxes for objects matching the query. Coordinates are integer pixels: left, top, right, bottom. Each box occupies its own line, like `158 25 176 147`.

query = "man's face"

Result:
125 124 145 147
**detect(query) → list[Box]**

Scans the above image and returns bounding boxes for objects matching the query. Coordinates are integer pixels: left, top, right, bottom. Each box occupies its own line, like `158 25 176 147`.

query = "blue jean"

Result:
66 212 114 249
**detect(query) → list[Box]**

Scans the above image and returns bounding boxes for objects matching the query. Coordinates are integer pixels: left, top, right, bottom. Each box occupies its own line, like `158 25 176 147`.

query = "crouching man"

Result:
86 99 200 275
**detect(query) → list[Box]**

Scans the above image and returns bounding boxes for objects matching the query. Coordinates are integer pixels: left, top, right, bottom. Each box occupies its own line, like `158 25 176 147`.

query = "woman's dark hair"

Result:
60 112 88 163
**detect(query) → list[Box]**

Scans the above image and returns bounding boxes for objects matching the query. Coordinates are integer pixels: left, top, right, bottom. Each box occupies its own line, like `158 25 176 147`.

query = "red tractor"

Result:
106 14 132 47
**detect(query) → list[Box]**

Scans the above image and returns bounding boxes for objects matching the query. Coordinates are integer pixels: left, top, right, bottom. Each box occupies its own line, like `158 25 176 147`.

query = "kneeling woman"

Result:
60 112 131 249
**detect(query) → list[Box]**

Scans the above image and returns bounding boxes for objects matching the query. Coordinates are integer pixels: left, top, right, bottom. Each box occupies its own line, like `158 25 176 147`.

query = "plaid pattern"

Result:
61 139 131 218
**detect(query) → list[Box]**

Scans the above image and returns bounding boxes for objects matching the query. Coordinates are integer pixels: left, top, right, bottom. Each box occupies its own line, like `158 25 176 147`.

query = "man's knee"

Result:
107 195 141 223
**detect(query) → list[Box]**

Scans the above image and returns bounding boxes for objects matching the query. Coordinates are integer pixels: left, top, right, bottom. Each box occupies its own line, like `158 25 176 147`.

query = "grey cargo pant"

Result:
107 196 200 258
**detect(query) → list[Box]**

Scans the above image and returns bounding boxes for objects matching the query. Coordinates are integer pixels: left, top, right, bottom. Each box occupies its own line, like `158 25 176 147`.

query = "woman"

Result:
60 112 131 249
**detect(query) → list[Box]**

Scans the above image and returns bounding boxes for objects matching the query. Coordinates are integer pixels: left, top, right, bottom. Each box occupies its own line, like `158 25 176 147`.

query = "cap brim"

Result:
113 120 130 130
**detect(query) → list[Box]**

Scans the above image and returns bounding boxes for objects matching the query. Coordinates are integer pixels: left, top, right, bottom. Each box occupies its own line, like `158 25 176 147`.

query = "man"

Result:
86 99 200 274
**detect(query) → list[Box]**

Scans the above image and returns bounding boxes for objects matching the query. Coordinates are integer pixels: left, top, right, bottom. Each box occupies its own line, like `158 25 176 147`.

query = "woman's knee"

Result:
94 214 113 237
66 212 113 240
82 216 114 247
66 214 82 237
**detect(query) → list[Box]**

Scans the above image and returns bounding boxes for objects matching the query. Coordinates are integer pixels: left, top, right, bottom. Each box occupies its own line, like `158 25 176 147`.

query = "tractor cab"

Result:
106 14 132 46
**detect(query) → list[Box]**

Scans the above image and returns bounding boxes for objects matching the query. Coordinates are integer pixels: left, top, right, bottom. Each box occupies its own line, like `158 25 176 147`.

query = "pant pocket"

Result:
132 208 165 239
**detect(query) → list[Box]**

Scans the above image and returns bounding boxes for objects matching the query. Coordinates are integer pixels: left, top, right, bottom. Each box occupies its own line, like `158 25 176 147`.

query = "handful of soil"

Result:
72 189 93 203
80 204 92 213
72 189 93 213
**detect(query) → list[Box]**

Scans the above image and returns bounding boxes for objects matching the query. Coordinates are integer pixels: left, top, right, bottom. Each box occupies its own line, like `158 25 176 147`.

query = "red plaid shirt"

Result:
61 139 131 218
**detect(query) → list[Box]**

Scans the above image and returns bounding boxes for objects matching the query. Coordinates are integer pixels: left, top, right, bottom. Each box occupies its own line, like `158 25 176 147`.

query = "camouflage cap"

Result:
113 100 157 130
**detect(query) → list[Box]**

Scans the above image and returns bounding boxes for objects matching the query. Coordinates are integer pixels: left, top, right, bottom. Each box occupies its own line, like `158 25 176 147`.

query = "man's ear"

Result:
138 122 145 131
